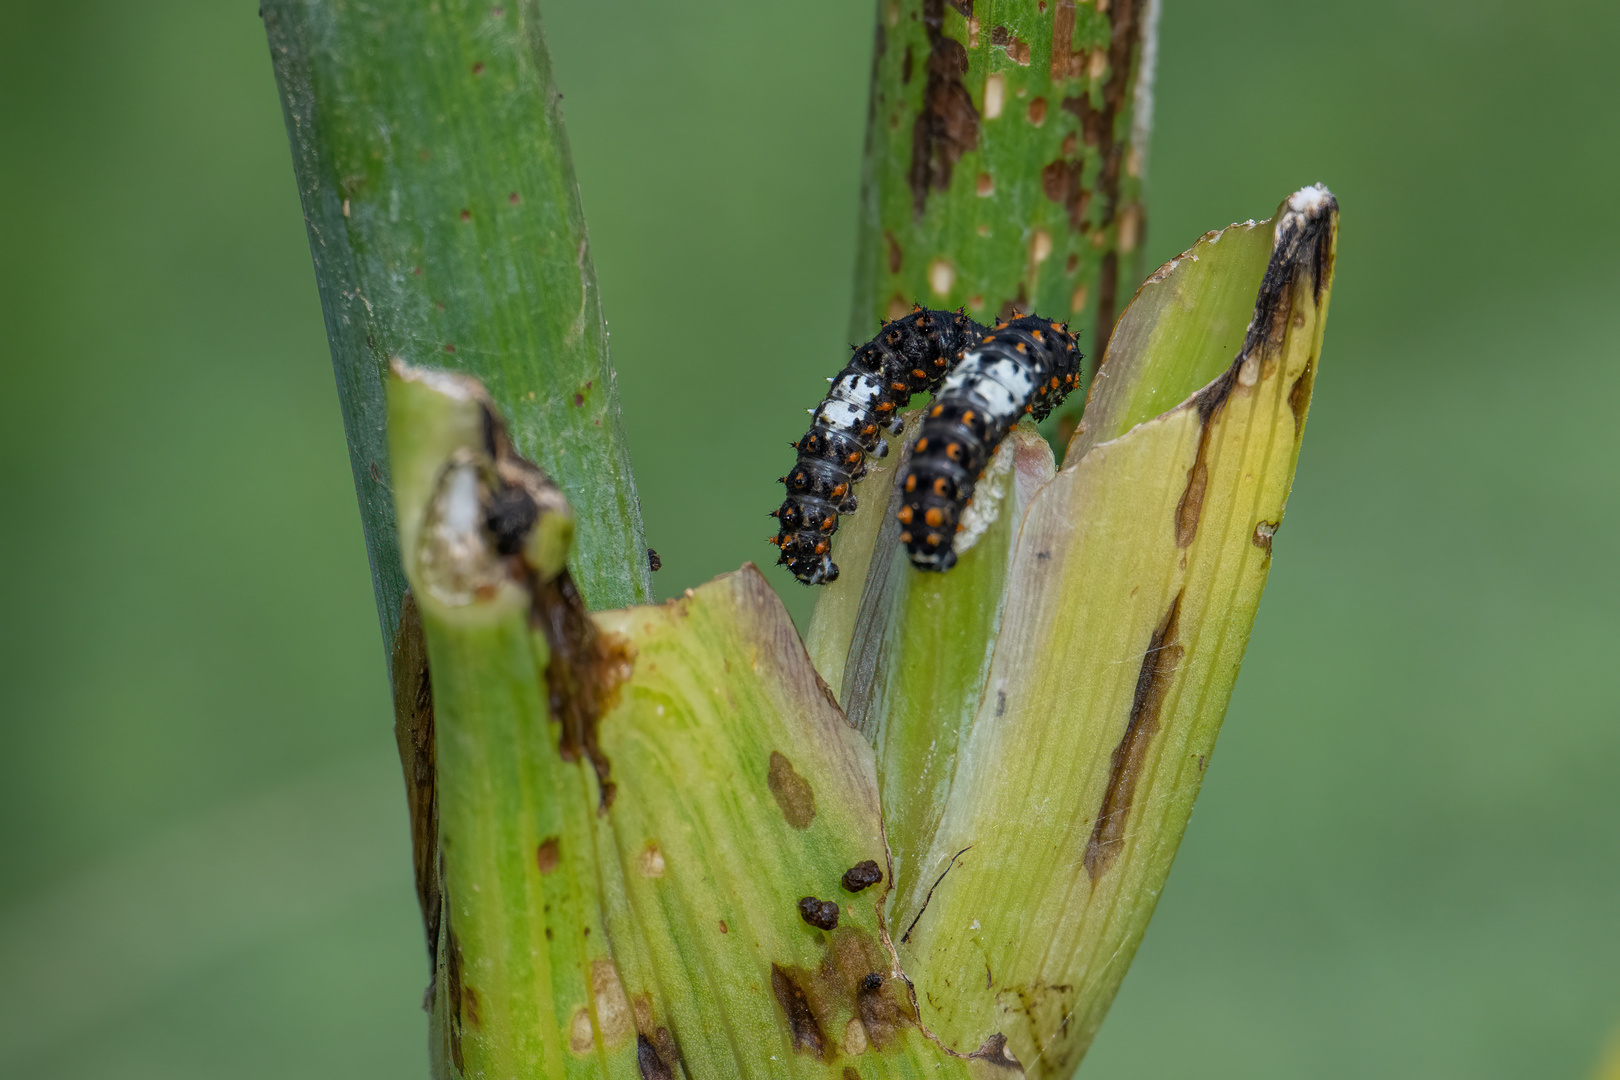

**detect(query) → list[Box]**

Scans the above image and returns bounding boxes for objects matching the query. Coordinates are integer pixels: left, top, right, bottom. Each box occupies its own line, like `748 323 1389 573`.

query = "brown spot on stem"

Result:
1085 592 1184 878
390 592 439 969
772 963 828 1059
909 0 980 216
767 751 817 828
844 1069 863 1080
885 229 904 273
536 836 560 874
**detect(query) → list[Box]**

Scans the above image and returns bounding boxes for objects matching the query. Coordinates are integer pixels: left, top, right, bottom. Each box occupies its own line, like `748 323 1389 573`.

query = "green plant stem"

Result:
263 0 650 668
851 0 1156 363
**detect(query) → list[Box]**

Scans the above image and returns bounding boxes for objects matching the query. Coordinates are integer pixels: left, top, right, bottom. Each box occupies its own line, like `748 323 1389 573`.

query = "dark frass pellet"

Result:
798 896 840 930
841 859 883 892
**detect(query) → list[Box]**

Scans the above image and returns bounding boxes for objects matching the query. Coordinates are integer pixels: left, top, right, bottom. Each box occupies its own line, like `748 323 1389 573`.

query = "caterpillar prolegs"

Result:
770 308 1082 584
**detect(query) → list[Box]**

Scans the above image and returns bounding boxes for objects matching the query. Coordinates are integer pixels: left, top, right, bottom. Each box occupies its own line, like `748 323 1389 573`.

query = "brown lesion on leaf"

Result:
1174 420 1212 549
767 750 817 828
909 0 980 216
391 591 440 971
772 963 829 1059
969 1031 1024 1070
772 924 916 1061
636 1033 675 1080
1084 590 1184 879
536 835 560 874
1289 355 1316 435
1252 519 1278 555
630 993 684 1070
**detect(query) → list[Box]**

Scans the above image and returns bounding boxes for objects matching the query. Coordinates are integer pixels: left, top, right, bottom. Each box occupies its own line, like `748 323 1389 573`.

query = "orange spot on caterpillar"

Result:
905 476 918 492
897 506 914 524
924 507 944 527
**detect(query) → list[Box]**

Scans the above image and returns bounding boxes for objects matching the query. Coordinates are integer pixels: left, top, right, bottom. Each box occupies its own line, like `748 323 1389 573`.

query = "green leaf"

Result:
889 186 1337 1075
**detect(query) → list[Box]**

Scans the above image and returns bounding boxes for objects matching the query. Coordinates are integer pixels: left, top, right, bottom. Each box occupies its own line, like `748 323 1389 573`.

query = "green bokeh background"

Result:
2 0 1616 1076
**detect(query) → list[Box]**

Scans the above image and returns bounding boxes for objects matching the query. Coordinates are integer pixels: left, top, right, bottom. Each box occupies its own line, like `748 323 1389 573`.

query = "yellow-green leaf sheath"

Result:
893 188 1337 1075
591 568 1001 1079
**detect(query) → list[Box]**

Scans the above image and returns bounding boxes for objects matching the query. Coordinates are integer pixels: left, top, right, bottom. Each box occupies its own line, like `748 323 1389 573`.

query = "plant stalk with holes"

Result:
266 0 1336 1076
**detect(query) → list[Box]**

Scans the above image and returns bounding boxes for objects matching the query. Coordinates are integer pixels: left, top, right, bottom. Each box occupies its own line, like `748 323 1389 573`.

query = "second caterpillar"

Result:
770 309 1081 583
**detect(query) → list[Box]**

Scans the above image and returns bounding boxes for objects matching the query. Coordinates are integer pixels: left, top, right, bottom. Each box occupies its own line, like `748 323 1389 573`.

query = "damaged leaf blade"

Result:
591 568 1003 1078
892 187 1337 1076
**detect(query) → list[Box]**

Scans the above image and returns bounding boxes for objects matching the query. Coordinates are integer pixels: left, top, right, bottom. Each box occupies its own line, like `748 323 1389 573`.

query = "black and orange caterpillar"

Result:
898 315 1082 572
770 308 1080 583
770 307 983 584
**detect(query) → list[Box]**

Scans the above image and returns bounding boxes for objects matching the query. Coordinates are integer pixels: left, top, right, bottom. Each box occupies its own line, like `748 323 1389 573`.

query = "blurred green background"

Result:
2 0 1617 1076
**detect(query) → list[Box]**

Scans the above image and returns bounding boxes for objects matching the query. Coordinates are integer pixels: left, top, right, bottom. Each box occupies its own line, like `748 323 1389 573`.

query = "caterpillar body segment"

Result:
898 315 1083 572
771 307 985 584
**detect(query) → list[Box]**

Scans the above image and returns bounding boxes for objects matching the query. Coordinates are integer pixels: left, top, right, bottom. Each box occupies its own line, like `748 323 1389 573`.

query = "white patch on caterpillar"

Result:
829 371 885 409
942 352 1037 422
816 399 868 433
954 436 1016 557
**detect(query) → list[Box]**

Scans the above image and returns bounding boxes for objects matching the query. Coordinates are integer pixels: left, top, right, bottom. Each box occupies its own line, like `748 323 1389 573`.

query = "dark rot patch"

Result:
771 963 828 1059
844 1069 863 1080
647 547 661 572
841 859 883 892
908 0 980 216
767 751 816 829
1084 591 1184 879
535 570 633 813
390 592 439 969
861 972 884 992
536 836 560 874
636 1033 675 1080
798 896 841 930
